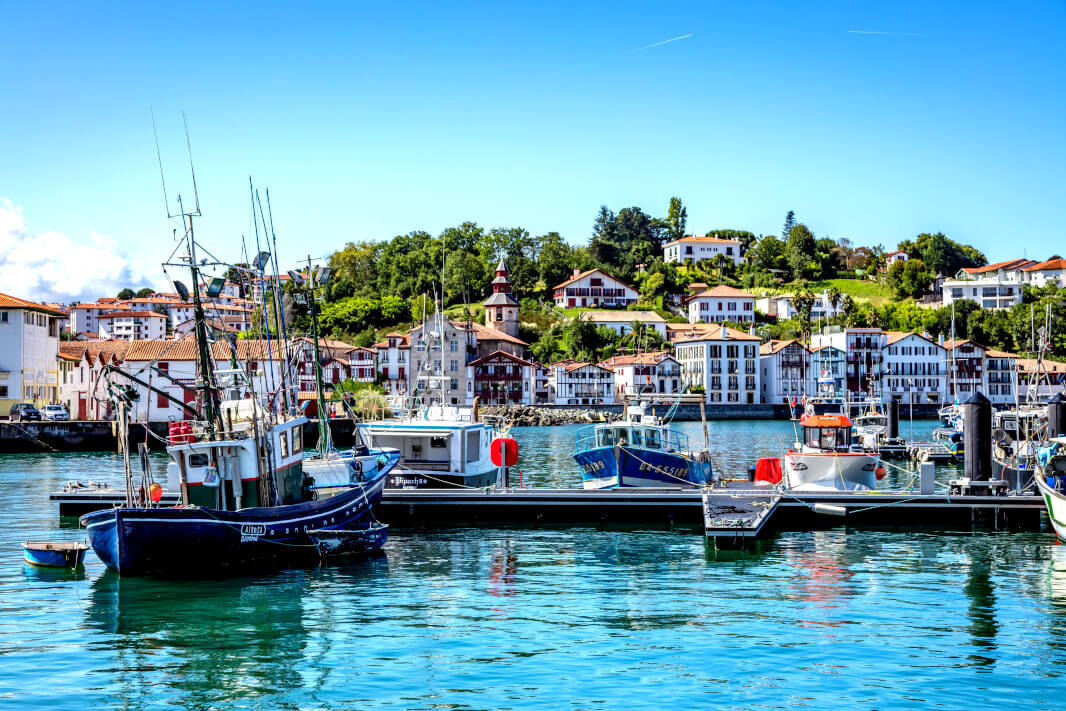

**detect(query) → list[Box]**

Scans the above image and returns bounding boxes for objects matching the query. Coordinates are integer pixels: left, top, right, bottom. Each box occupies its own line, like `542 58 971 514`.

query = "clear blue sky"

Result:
1 1 1064 302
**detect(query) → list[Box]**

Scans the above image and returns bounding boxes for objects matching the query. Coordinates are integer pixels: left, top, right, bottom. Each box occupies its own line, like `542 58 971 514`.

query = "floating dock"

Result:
51 484 1047 536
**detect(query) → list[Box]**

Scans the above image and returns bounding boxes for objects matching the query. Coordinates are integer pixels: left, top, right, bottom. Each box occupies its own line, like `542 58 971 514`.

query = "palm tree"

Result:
826 286 842 323
841 295 856 326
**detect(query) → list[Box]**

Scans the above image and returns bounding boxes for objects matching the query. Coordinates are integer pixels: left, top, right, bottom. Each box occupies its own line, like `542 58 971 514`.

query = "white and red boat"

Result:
781 413 882 491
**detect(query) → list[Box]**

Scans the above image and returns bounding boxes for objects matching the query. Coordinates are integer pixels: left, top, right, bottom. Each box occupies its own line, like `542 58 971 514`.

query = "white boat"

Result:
1035 437 1066 539
783 412 881 491
360 405 500 489
852 409 888 452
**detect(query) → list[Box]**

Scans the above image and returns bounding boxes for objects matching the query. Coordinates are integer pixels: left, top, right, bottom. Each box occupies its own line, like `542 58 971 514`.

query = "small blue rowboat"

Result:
309 522 389 558
23 541 89 568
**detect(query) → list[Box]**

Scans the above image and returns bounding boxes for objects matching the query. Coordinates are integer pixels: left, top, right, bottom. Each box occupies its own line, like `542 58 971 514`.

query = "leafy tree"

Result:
791 289 816 343
749 235 787 272
911 233 986 276
786 224 817 281
782 211 796 241
353 326 378 348
117 288 135 300
443 250 490 305
135 287 155 298
590 206 619 265
536 232 576 296
640 272 665 302
886 258 934 299
664 197 687 243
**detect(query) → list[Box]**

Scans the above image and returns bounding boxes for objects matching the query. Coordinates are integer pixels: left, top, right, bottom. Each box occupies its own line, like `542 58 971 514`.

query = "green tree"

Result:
791 289 816 343
135 287 155 298
443 250 490 305
782 211 796 241
786 224 817 281
886 258 934 299
664 197 687 243
537 232 576 297
750 235 787 272
117 288 135 300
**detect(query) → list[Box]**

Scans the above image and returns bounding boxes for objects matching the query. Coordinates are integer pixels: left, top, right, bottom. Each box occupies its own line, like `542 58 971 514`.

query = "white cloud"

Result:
0 197 153 304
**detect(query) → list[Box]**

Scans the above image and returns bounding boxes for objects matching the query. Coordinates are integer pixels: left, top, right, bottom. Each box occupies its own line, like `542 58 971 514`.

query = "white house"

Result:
0 294 63 416
663 235 742 266
685 285 755 324
943 339 985 401
811 345 846 398
553 268 638 309
881 332 946 405
97 311 169 340
70 302 129 337
547 360 615 405
759 340 812 404
755 291 844 321
374 332 410 396
883 250 909 268
599 351 681 401
983 348 1017 405
941 259 1034 310
1020 258 1066 288
348 347 377 383
578 310 667 338
673 325 761 405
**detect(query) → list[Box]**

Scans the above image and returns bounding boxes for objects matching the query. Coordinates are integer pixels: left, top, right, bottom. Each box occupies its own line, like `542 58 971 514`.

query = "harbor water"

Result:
3 421 1065 709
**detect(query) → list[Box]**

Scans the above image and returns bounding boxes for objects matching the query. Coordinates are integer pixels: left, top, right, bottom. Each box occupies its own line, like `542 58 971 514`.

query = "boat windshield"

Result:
806 426 850 451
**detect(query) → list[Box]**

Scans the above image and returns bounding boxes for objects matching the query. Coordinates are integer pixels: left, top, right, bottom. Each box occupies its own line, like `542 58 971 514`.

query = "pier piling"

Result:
1048 392 1066 439
887 399 899 440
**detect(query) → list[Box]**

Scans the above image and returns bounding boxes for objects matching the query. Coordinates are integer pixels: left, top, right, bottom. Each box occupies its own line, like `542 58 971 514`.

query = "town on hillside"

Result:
2 203 1064 419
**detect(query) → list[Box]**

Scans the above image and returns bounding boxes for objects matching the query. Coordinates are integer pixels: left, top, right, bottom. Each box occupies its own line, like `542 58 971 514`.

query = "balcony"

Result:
475 372 521 381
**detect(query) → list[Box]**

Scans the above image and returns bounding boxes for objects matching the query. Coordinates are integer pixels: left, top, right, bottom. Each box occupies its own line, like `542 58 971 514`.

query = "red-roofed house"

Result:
470 350 536 405
553 268 637 309
942 259 1035 309
881 332 946 404
547 360 615 405
1021 258 1066 288
599 351 681 400
759 340 812 404
673 325 761 404
663 235 742 266
374 333 409 396
684 285 755 323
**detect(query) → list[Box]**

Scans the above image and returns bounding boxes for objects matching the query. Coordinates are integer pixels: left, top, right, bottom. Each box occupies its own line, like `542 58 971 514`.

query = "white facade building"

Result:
881 332 946 405
759 340 812 404
599 351 681 401
685 285 755 324
1020 259 1066 288
547 361 615 405
553 269 638 309
578 310 667 338
883 250 909 268
375 333 410 396
97 311 169 340
941 259 1034 310
663 235 742 266
811 328 887 400
674 326 761 405
0 294 63 416
755 291 844 321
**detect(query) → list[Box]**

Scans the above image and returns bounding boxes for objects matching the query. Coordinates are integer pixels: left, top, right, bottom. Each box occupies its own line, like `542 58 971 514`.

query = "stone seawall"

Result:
478 403 783 426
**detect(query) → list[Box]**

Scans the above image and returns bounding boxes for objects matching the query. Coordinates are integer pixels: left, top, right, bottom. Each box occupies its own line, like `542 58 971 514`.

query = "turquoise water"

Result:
2 422 1065 709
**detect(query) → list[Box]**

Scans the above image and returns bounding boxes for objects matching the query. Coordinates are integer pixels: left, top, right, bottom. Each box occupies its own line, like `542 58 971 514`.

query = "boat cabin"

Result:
577 422 688 454
360 421 492 474
799 413 853 452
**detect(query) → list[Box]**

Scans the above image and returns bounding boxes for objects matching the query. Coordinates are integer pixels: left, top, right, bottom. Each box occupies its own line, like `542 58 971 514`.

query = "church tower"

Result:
482 258 520 338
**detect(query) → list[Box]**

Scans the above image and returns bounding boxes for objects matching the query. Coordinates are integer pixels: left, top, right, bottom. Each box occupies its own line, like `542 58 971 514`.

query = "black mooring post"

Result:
887 399 899 440
1048 392 1066 439
963 392 992 482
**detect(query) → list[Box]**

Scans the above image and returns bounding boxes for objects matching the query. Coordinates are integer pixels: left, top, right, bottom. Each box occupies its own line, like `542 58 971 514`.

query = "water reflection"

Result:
86 571 312 709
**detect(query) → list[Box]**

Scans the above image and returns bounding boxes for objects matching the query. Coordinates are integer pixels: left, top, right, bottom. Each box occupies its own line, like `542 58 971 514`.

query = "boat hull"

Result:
306 450 401 493
574 446 712 489
386 466 500 490
1036 475 1066 540
80 475 387 578
783 451 878 491
23 542 88 568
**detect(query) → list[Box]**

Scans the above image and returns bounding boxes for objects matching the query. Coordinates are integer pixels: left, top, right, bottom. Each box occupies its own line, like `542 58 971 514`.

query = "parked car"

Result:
41 404 69 421
9 404 42 422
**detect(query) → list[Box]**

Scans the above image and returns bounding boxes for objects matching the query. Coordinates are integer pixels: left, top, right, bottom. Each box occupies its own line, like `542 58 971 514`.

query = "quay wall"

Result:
0 403 945 453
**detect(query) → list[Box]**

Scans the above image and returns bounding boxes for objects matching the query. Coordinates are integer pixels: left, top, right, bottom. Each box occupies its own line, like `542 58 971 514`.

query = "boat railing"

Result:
574 424 690 453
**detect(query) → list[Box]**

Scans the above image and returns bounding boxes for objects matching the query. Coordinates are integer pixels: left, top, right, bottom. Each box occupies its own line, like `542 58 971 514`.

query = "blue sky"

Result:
1 1 1064 301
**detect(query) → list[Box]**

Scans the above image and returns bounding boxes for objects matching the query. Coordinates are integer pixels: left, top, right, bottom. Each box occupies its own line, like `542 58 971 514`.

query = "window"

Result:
449 340 458 352
431 436 448 448
450 360 458 372
0 312 6 323
280 431 289 458
292 426 302 453
0 386 6 397
189 453 209 467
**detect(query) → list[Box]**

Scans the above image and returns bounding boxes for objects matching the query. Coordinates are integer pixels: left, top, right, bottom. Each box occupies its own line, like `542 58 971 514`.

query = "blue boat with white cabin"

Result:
573 403 713 489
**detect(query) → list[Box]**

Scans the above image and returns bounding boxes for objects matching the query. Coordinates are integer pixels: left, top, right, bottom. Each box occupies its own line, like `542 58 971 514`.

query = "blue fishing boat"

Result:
23 541 88 568
79 209 398 578
573 403 713 488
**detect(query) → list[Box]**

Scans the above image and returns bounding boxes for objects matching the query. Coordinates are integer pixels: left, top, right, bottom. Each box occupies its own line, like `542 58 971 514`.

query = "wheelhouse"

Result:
575 423 689 454
799 413 853 452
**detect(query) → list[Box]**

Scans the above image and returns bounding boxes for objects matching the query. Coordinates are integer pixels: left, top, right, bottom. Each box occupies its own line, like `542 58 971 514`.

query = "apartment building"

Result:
759 340 812 404
408 320 477 406
943 339 985 400
881 332 946 404
97 311 169 340
469 350 535 405
674 325 760 405
755 291 844 322
941 259 1034 309
811 328 886 400
0 293 64 416
374 333 410 396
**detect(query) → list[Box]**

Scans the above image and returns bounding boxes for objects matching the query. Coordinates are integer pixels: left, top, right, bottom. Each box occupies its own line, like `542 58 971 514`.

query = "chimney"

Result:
572 267 581 278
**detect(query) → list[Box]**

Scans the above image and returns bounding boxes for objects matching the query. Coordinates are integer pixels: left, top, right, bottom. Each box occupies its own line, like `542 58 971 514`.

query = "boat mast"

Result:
187 213 222 439
305 255 331 453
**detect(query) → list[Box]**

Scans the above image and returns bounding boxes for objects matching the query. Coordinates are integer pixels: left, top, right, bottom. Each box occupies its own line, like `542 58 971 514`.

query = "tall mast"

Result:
187 214 221 438
306 255 331 453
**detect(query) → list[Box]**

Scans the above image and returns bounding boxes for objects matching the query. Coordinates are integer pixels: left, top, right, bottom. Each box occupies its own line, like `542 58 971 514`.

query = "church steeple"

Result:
482 258 519 337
